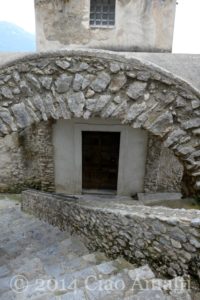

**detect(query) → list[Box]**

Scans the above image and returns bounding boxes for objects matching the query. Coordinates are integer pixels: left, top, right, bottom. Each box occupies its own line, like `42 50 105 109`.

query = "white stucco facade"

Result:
53 119 148 196
35 0 176 52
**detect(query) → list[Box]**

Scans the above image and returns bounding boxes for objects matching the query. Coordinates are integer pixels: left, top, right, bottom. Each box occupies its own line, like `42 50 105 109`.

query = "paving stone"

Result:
14 257 46 280
57 289 86 300
128 289 167 300
0 265 10 278
0 291 17 300
0 276 12 294
61 266 97 289
84 273 126 300
96 261 117 275
56 253 109 275
128 265 155 281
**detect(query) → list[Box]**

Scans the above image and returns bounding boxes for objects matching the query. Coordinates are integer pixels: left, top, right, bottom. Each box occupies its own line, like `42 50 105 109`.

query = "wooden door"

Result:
82 131 120 191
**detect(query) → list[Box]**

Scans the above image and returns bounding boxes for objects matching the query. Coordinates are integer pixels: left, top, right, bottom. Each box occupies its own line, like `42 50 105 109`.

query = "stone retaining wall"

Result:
22 190 200 281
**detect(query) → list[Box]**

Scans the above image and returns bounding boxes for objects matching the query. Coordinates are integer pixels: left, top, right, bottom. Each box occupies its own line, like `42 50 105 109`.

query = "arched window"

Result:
90 0 115 27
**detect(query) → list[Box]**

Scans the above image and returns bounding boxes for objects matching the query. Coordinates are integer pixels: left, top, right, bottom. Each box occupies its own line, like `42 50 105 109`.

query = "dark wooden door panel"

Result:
82 131 120 190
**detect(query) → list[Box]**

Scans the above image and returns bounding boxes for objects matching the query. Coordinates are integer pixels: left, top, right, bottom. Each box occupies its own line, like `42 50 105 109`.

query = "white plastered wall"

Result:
53 118 148 196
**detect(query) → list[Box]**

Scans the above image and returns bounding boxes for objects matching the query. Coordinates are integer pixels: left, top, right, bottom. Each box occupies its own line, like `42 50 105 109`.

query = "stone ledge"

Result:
22 189 200 280
137 192 182 202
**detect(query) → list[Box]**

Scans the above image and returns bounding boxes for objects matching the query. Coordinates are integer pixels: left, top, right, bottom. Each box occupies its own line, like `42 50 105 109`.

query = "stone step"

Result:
43 252 109 278
0 258 133 299
0 220 70 244
1 266 131 300
124 276 192 300
54 271 128 300
0 276 12 297
0 242 89 297
0 213 41 236
1 232 73 264
0 261 153 299
35 236 89 263
0 220 68 243
0 281 192 300
0 209 25 225
55 265 191 300
52 269 191 300
82 265 155 300
124 290 171 300
0 217 37 232
4 235 89 272
0 265 10 279
49 257 134 288
137 192 182 202
30 265 154 299
0 199 193 300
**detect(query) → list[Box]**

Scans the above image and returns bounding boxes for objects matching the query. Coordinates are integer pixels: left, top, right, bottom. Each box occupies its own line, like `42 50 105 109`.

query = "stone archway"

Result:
0 49 199 194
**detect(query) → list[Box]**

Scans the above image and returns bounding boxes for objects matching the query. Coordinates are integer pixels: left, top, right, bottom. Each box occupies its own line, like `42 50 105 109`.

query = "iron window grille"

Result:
90 0 116 27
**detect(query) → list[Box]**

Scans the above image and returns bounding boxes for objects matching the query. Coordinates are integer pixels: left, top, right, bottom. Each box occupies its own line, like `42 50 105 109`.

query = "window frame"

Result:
89 0 116 29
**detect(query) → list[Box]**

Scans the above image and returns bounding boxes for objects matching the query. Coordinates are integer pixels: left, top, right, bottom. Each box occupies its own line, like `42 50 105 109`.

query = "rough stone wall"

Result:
144 135 183 193
0 121 54 193
20 120 55 192
36 121 55 191
0 50 199 195
0 133 24 192
157 146 184 192
34 0 176 52
19 125 41 190
22 190 200 280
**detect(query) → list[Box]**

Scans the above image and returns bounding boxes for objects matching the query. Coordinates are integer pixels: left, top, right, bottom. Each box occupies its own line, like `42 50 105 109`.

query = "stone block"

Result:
137 193 182 202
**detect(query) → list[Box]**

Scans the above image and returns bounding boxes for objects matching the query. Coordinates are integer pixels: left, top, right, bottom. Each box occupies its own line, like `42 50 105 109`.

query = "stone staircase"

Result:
0 198 193 300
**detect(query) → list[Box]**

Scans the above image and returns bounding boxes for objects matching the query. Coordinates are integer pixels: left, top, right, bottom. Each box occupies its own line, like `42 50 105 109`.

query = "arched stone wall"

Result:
0 50 199 194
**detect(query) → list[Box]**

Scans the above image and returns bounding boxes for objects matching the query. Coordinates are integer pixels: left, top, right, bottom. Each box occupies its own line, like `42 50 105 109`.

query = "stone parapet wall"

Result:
22 190 200 280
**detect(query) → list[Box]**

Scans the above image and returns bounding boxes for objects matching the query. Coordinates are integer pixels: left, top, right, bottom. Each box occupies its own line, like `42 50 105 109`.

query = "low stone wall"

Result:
21 190 200 281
